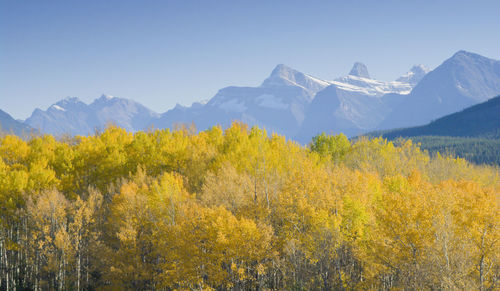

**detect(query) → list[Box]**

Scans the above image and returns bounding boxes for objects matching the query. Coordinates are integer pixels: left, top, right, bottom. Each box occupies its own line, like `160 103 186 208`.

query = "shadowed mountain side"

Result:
369 95 500 140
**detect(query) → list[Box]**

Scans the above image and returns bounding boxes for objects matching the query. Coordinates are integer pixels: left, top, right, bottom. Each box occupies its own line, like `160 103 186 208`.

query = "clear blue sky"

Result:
1 0 499 119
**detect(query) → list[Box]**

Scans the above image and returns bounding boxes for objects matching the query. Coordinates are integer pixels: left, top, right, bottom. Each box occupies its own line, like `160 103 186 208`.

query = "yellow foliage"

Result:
0 123 498 290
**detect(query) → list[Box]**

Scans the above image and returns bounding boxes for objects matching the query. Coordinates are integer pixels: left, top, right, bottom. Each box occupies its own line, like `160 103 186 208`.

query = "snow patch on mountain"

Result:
332 75 412 96
51 105 66 111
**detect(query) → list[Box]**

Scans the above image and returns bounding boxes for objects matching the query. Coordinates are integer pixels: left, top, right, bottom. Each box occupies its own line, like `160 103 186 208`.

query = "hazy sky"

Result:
1 0 500 119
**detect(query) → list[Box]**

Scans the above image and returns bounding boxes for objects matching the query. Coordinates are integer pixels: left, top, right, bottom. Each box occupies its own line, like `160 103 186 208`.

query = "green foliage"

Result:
310 132 351 163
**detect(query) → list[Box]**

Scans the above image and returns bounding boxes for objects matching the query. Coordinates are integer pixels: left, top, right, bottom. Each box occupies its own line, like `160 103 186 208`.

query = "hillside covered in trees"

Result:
0 124 498 290
365 95 500 166
375 94 500 140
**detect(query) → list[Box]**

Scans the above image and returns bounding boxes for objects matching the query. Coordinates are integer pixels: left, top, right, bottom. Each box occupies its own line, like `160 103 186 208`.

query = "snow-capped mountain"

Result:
150 62 424 140
25 95 159 136
294 63 419 142
378 51 500 130
13 50 499 143
150 64 330 137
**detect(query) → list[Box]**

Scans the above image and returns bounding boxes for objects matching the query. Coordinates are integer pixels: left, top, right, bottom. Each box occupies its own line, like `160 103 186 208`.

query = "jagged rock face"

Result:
348 62 370 79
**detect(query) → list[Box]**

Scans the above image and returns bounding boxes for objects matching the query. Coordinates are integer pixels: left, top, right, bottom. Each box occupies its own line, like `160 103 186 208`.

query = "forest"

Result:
394 136 500 166
0 124 498 290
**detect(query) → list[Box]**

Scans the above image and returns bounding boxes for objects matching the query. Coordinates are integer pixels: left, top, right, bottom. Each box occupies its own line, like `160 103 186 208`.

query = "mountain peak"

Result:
53 97 86 110
262 64 303 87
452 50 476 58
99 94 115 101
92 94 119 106
260 64 329 96
348 62 370 78
410 64 430 72
447 50 493 65
396 64 431 85
59 96 82 104
268 64 298 78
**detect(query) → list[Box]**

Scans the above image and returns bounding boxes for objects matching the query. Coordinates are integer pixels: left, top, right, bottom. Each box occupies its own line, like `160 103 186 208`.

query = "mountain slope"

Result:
378 51 500 130
371 94 500 140
25 95 158 136
0 109 34 136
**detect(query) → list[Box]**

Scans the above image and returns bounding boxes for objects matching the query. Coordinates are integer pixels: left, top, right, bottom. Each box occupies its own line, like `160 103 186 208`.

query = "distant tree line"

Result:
394 136 500 166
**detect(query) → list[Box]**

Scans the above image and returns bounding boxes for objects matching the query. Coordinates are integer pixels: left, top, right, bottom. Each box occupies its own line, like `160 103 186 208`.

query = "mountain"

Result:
396 64 431 85
88 95 159 132
25 95 159 136
294 63 417 142
151 62 422 142
370 94 500 140
349 62 370 78
0 109 34 136
378 51 500 130
16 50 500 143
150 64 330 137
